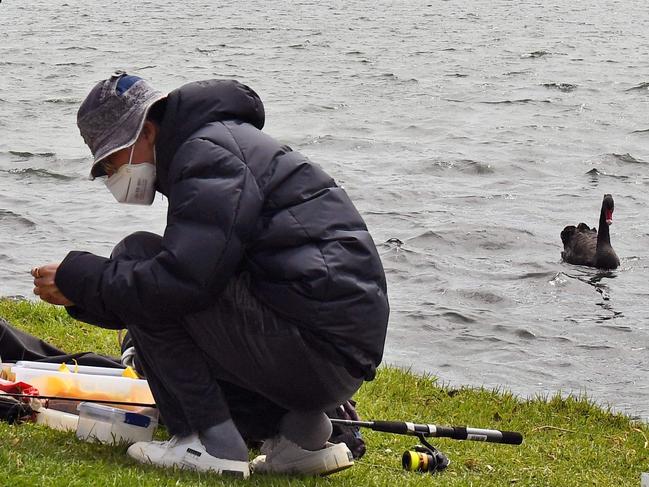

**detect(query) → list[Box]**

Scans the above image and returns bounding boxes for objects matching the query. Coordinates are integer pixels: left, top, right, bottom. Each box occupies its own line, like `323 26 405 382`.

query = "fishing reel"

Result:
401 434 450 474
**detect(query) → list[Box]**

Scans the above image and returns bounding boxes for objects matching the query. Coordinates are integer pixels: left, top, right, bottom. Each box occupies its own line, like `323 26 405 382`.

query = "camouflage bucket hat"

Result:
77 71 166 179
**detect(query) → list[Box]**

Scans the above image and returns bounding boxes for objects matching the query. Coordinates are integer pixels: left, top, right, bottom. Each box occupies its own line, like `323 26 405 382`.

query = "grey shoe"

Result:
250 436 354 476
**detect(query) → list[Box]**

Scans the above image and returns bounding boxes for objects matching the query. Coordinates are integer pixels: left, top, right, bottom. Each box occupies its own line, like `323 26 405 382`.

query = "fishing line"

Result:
2 392 156 408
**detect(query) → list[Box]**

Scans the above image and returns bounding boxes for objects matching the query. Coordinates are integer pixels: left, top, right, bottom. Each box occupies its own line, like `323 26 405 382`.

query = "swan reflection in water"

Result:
556 269 624 324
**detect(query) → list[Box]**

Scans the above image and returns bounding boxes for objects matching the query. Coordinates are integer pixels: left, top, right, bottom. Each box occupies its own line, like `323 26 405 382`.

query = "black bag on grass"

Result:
0 394 33 424
326 400 366 459
0 318 122 368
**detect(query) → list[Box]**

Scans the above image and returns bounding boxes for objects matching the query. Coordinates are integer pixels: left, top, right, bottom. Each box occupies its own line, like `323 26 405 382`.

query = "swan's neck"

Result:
597 207 611 246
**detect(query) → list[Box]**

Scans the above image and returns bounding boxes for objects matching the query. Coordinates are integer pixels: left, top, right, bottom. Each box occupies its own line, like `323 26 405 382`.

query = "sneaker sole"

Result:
320 461 354 477
318 446 354 476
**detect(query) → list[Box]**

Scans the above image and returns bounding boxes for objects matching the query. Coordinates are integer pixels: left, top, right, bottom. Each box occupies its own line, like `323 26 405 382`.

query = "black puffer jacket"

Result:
57 80 389 379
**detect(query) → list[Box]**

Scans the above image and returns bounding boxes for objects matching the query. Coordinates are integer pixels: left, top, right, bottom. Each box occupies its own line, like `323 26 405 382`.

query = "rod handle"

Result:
371 420 412 434
370 421 523 445
434 426 523 445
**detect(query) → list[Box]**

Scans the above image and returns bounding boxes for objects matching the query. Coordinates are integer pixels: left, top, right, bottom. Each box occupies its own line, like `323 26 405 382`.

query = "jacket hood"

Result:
155 79 265 193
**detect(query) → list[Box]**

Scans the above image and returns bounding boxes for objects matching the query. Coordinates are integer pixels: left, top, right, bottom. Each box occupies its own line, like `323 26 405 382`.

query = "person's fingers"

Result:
30 263 71 306
33 276 52 285
45 291 73 306
30 263 59 279
39 267 53 279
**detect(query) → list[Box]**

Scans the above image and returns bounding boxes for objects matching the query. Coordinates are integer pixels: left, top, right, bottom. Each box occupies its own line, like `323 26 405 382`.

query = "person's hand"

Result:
31 263 74 306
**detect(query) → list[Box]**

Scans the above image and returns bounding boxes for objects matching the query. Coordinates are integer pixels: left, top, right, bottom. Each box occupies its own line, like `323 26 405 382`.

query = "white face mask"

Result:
104 146 157 205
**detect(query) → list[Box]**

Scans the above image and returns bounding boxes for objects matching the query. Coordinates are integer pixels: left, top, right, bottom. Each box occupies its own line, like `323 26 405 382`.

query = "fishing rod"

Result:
331 418 522 474
1 392 156 409
330 418 523 445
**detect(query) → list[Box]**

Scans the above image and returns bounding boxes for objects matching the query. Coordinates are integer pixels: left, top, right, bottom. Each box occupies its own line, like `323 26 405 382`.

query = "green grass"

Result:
0 298 647 486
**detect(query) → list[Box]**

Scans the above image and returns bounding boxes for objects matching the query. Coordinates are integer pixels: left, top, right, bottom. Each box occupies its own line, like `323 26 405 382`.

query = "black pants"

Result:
113 232 363 440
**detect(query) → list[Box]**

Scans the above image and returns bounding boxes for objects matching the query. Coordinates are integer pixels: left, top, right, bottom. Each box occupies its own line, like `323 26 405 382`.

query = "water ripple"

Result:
4 168 76 181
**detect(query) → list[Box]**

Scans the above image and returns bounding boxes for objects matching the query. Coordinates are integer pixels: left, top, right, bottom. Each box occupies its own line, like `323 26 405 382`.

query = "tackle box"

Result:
76 402 158 445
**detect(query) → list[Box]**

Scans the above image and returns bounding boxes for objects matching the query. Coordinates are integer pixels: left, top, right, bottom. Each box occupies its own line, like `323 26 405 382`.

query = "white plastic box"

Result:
76 402 158 445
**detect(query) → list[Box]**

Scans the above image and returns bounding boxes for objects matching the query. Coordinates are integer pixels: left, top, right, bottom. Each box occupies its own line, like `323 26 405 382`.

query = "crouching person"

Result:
31 71 389 478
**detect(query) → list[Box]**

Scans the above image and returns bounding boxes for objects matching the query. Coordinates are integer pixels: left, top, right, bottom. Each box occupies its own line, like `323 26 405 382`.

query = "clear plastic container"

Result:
14 361 127 377
10 367 154 405
35 407 80 432
76 402 158 445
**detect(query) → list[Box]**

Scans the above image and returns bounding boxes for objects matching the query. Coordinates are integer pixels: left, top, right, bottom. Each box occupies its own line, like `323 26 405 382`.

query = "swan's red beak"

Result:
606 209 613 225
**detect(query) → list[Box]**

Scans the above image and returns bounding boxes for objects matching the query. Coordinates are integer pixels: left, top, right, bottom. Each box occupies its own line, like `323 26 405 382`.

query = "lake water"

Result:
1 0 648 420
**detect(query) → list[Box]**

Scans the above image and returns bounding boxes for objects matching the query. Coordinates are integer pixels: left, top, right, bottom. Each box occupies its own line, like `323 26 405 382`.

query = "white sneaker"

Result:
127 433 250 479
250 436 354 476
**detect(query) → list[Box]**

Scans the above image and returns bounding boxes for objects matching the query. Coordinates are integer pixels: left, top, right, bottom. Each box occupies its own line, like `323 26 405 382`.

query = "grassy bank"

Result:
0 298 647 486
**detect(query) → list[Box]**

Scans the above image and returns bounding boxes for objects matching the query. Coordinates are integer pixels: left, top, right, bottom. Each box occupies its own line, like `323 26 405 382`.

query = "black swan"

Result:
560 194 620 270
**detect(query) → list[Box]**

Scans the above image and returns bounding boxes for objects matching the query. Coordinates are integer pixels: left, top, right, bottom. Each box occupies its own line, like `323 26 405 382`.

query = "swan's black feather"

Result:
560 194 619 270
